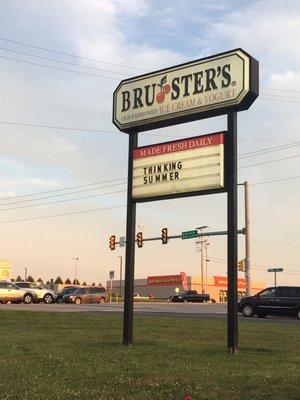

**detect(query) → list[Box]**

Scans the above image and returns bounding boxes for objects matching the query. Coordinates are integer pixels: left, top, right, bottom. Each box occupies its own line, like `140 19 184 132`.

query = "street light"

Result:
23 267 28 281
73 257 81 284
196 226 209 294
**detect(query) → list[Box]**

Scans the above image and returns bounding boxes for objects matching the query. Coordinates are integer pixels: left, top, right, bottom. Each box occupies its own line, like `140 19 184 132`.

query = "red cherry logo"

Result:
183 394 192 400
163 84 171 94
156 92 165 103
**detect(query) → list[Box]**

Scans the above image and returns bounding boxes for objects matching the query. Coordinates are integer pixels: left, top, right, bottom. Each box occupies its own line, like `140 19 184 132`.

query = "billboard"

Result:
113 48 258 133
133 132 225 200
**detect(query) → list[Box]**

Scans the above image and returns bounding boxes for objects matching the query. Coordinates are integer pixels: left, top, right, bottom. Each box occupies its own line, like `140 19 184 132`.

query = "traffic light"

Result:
136 232 143 248
161 227 168 244
238 259 245 272
109 235 116 251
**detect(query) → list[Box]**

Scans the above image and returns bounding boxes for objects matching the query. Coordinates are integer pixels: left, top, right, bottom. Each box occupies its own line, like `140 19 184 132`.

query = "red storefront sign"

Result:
214 276 246 289
147 274 182 286
180 271 189 290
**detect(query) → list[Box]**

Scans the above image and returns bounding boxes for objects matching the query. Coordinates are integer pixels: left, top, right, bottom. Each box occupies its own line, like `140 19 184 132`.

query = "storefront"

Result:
108 272 265 302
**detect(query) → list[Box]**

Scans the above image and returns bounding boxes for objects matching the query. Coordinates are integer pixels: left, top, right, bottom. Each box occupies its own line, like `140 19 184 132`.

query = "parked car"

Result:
63 287 106 304
238 286 300 319
15 281 55 304
169 290 210 303
0 281 38 304
55 286 79 303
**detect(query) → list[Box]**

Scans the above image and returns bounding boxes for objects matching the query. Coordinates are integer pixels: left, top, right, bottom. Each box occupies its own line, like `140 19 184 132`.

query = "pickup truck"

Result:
169 290 210 303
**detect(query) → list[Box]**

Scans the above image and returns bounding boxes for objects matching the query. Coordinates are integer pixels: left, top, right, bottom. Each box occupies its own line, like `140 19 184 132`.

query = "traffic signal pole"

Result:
123 131 138 346
244 181 252 296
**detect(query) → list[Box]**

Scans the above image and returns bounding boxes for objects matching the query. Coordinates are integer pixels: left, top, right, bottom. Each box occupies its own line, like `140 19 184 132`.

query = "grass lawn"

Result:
0 311 299 400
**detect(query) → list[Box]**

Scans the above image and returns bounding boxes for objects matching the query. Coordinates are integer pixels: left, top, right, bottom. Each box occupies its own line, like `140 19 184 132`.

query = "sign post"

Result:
227 111 238 354
267 267 283 287
113 48 258 352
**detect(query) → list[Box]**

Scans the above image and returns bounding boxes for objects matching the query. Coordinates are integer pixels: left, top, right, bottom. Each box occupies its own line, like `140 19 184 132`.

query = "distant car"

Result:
0 281 38 304
63 287 106 304
55 286 79 303
15 281 55 304
238 286 300 319
169 290 210 303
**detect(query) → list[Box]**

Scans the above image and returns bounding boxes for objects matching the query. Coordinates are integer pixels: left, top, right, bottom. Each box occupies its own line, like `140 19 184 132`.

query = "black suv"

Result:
238 286 300 319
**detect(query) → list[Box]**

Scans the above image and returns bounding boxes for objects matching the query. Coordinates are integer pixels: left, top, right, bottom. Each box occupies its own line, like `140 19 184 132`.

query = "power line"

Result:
0 177 126 201
0 188 126 212
239 154 300 169
0 36 148 72
0 54 121 80
251 238 300 249
251 175 300 186
261 86 300 94
0 204 126 224
239 141 300 158
0 182 126 208
0 46 130 77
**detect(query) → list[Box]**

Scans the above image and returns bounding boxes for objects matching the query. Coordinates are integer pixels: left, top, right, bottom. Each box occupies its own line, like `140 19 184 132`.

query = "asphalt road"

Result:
0 302 299 324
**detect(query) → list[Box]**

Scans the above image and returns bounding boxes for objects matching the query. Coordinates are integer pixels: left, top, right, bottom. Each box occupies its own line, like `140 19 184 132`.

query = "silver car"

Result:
0 281 38 304
15 282 55 304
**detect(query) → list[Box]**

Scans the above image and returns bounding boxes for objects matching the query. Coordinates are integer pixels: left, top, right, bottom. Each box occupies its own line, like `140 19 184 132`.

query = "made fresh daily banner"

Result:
132 132 225 200
113 49 258 132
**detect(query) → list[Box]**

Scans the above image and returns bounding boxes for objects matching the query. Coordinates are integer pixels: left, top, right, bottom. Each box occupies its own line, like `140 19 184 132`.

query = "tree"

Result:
82 281 87 286
27 275 34 282
37 278 43 284
16 275 23 281
55 276 63 284
46 280 50 285
73 279 80 285
65 278 71 284
98 283 102 287
91 282 96 286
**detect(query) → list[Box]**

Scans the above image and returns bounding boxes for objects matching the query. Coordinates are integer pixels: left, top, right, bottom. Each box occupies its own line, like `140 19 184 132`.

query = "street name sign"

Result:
113 48 258 133
119 236 125 247
132 132 225 200
267 268 283 273
181 230 198 239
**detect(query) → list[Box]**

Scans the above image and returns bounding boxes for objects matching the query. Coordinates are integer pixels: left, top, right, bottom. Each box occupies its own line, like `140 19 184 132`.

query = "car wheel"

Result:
43 293 53 304
242 303 254 317
98 297 105 304
75 297 82 304
23 293 33 304
296 308 300 320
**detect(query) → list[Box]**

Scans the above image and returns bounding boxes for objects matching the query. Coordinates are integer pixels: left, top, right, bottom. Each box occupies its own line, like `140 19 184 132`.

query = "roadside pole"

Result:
118 255 123 299
227 111 238 355
123 132 138 346
244 181 252 296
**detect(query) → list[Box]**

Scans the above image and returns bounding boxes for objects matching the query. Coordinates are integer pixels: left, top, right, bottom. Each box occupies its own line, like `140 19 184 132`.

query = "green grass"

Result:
0 312 299 400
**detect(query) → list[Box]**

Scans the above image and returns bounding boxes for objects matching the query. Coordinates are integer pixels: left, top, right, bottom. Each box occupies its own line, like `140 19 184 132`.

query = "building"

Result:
0 260 12 281
107 272 265 303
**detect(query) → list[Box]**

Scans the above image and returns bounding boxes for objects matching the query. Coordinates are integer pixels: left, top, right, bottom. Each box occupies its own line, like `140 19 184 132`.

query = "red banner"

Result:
133 132 224 159
214 276 246 288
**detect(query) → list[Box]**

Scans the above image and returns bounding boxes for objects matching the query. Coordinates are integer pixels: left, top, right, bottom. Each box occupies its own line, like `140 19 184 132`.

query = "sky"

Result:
0 0 299 287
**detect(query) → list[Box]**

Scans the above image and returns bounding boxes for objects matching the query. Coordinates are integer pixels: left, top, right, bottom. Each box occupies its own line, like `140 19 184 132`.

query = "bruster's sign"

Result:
113 48 258 133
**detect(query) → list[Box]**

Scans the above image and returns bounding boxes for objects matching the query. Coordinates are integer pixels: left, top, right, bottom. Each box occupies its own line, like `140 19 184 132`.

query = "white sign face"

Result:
113 49 258 132
132 132 225 199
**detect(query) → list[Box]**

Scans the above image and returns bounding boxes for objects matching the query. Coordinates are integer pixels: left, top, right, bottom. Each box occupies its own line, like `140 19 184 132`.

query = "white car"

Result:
0 281 38 304
15 282 55 304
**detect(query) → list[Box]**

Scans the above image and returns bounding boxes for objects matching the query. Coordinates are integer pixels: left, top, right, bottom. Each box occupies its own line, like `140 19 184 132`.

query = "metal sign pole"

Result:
227 111 238 354
123 131 138 346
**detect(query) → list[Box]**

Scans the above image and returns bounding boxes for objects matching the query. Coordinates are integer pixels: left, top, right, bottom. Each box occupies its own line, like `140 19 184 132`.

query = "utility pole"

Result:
73 257 80 284
205 242 210 293
118 255 123 298
196 226 208 294
243 181 251 296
